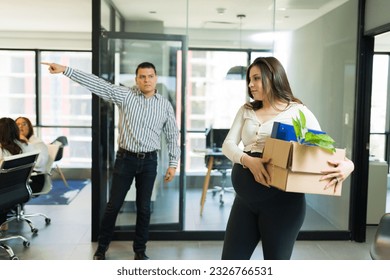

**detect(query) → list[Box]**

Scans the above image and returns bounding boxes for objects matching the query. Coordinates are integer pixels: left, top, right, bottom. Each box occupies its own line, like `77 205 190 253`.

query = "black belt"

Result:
118 148 156 159
244 151 263 158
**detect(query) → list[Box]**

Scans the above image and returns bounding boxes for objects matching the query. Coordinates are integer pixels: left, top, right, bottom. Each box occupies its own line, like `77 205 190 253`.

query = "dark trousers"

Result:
97 150 157 253
221 163 306 260
0 211 7 225
30 173 45 193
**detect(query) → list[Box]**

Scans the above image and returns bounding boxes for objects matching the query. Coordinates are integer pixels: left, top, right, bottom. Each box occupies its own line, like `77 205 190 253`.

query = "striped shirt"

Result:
63 67 180 168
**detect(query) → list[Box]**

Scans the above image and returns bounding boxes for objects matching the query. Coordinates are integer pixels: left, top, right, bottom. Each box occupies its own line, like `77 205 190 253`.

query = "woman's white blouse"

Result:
28 135 49 173
0 140 35 162
222 103 321 164
0 138 47 172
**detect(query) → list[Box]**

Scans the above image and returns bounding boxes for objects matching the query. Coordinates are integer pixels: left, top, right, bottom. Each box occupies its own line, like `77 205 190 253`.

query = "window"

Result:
40 51 92 168
0 50 36 120
186 49 272 172
370 54 389 162
0 49 92 168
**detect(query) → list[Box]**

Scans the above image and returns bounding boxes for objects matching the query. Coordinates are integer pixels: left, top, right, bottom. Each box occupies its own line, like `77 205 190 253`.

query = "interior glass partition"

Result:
99 32 187 233
277 0 358 234
93 0 361 240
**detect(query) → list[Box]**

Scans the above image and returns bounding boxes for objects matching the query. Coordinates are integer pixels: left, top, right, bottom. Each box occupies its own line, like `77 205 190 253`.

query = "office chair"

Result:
6 144 60 234
370 213 390 260
50 136 69 188
0 151 39 259
205 154 234 205
201 128 234 211
18 143 60 231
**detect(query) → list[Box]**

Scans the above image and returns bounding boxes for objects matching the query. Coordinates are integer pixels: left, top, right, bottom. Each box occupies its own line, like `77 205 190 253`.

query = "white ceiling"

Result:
0 0 348 32
0 0 92 32
0 0 389 48
112 0 348 31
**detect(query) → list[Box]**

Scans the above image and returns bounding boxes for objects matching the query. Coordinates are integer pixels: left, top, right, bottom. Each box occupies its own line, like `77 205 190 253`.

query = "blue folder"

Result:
271 122 325 142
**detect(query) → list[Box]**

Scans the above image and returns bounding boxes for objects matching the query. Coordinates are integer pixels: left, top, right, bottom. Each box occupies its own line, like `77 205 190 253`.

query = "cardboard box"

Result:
263 137 346 196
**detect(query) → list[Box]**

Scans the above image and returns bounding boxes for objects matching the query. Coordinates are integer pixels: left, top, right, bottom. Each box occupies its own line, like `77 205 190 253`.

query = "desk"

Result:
200 151 232 216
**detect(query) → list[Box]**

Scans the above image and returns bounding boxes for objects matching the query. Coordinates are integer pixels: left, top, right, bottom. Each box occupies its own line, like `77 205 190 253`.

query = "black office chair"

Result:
204 128 234 205
50 136 69 187
205 154 234 205
15 143 61 230
0 151 39 259
370 213 390 260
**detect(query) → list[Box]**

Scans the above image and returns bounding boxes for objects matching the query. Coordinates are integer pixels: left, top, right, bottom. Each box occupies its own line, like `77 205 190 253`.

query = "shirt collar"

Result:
131 85 160 99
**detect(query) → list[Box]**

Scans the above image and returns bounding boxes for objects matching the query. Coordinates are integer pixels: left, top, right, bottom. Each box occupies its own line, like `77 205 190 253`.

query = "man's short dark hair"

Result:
136 62 157 75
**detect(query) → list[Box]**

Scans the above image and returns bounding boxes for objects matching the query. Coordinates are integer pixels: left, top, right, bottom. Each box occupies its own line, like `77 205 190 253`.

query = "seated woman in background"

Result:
15 117 49 193
0 117 33 161
0 117 34 231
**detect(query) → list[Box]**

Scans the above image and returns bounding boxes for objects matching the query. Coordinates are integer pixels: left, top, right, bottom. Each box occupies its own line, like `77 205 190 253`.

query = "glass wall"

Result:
279 0 358 231
0 0 366 241
94 0 358 238
99 35 186 230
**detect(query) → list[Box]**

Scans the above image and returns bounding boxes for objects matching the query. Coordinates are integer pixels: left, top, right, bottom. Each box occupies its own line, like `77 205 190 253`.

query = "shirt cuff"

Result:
63 67 73 77
169 161 178 168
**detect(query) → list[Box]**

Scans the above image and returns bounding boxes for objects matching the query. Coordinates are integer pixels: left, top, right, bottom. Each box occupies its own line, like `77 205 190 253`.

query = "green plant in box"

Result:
292 110 336 153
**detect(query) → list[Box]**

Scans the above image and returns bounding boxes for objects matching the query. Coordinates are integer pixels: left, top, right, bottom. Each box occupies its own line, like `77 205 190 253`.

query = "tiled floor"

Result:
0 182 380 260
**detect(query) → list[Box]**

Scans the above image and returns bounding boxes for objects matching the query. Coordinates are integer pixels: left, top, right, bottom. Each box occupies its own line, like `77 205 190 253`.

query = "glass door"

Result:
99 32 187 235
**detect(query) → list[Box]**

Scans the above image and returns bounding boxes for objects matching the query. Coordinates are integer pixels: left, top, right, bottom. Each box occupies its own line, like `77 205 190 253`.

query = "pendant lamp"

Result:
226 14 247 80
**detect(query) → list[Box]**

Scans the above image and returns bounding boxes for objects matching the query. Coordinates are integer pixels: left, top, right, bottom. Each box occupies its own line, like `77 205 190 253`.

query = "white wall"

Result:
274 0 359 230
0 31 91 50
365 0 390 34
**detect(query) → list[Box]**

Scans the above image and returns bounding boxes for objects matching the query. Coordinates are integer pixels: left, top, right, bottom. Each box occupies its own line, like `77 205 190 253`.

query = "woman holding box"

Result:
221 56 354 260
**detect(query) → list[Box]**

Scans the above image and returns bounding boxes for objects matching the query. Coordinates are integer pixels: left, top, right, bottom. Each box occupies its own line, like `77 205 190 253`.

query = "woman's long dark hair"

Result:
245 56 302 111
0 117 26 155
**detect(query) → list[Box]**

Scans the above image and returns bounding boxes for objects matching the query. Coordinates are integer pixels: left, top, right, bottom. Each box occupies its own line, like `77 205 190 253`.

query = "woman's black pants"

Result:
221 163 306 260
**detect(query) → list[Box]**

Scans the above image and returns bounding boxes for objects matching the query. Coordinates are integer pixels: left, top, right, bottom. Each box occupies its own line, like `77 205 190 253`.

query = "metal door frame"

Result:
91 30 187 240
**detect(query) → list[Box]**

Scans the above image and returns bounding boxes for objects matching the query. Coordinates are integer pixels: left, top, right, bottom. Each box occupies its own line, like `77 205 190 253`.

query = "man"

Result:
42 61 180 260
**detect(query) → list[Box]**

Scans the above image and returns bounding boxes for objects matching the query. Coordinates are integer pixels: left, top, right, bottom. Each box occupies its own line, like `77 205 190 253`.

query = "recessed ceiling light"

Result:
149 11 157 14
216 8 226 15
